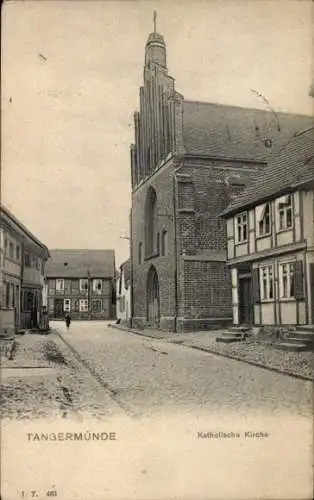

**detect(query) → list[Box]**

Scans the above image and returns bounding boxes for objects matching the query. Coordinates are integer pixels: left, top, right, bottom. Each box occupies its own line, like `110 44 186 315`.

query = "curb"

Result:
184 344 314 383
108 324 314 383
108 323 168 340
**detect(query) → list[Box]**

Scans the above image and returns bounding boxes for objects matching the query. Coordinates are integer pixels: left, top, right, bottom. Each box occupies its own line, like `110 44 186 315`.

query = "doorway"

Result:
239 274 253 325
147 266 160 328
54 299 64 318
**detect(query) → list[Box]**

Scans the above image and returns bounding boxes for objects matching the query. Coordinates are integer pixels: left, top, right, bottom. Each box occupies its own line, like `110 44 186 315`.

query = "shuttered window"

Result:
279 262 297 299
294 261 304 300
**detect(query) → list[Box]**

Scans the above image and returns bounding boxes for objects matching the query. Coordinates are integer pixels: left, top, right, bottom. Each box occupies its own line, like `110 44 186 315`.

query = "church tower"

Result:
130 13 179 190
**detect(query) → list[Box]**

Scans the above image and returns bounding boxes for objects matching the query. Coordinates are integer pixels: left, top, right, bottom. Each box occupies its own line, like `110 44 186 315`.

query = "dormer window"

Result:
257 203 271 236
235 212 248 243
277 195 293 230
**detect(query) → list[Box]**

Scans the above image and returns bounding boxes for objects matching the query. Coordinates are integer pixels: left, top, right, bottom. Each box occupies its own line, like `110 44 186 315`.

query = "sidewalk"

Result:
109 323 314 381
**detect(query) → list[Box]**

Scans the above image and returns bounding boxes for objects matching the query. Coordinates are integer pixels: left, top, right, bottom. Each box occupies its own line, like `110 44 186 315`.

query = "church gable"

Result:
131 24 183 189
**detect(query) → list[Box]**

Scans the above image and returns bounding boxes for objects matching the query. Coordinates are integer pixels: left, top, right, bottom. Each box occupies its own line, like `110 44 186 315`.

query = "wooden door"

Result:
55 299 64 318
239 276 253 325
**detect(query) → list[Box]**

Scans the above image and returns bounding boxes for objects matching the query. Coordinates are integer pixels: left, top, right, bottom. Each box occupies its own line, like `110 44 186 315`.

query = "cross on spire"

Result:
153 11 157 33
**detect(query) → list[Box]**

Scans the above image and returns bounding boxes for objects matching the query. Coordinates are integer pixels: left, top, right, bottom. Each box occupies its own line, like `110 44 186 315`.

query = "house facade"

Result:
45 249 116 320
116 259 131 324
130 25 313 332
0 205 49 334
222 127 314 326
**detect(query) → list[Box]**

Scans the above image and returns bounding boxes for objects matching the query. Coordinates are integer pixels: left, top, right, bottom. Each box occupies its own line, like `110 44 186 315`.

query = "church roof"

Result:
222 126 314 217
46 249 115 278
182 100 313 162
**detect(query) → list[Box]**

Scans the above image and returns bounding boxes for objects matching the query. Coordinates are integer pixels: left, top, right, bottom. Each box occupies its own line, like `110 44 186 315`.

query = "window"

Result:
93 279 102 293
278 195 293 230
24 253 31 267
145 187 157 256
63 299 71 312
161 230 168 256
92 299 102 313
119 296 125 312
156 232 160 255
16 245 20 260
257 203 271 236
138 242 143 265
4 239 8 254
80 279 88 292
279 263 295 298
235 212 248 242
79 299 88 312
259 266 274 300
9 242 14 259
5 282 10 308
11 283 15 307
56 279 64 291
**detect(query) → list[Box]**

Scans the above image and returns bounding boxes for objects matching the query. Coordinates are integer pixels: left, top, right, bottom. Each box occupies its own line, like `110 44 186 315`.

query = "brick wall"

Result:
131 157 263 332
179 259 232 330
131 159 177 330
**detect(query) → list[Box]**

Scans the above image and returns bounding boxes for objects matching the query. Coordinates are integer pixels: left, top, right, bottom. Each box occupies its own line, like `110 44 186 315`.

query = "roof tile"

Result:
46 249 115 278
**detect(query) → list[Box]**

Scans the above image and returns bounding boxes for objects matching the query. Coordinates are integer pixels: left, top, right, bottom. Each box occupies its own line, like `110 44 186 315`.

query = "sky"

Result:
2 0 313 267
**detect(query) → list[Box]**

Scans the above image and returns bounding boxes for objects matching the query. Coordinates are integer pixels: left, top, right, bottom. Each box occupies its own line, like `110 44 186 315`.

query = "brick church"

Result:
130 21 313 332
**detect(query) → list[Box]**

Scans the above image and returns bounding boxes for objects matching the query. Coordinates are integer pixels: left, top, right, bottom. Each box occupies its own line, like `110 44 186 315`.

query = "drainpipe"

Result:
172 174 178 333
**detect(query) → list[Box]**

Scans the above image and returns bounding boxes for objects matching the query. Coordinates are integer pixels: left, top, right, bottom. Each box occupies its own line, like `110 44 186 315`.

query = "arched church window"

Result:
145 187 157 257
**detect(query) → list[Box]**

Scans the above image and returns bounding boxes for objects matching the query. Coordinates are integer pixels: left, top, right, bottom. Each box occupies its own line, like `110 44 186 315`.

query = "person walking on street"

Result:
65 313 71 329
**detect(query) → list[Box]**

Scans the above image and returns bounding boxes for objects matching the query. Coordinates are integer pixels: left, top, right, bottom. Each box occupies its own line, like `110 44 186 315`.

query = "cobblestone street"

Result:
1 321 312 421
57 321 313 418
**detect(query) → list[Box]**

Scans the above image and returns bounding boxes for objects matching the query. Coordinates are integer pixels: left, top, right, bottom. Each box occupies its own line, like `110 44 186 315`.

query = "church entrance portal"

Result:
147 266 160 328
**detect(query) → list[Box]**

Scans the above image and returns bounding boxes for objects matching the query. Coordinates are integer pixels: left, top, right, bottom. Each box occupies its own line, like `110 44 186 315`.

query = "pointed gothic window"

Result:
145 187 158 257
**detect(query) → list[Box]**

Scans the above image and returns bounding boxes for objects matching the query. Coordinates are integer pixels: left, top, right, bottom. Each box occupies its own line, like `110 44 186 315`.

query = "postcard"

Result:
1 1 313 499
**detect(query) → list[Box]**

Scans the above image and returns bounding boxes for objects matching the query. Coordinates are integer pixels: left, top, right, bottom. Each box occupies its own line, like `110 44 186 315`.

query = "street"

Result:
1 321 313 500
55 320 313 418
1 320 312 421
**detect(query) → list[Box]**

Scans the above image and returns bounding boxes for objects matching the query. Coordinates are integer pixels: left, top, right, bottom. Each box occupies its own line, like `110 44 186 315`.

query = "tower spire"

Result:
153 11 157 33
